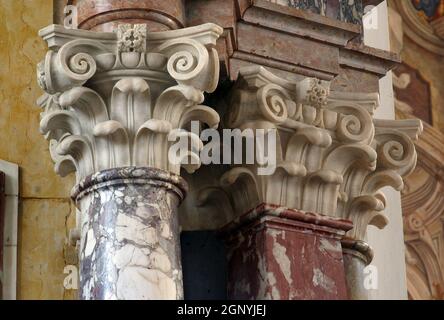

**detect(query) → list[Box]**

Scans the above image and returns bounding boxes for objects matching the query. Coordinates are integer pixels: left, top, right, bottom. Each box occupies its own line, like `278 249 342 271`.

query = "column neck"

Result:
71 166 187 203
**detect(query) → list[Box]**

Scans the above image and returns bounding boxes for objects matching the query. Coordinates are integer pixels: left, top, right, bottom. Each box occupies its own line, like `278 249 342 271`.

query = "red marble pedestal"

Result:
223 204 353 300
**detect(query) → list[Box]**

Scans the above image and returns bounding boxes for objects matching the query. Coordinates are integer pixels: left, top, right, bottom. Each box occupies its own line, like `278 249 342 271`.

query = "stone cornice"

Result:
234 6 398 82
37 23 223 182
221 203 354 236
240 0 362 46
340 42 401 76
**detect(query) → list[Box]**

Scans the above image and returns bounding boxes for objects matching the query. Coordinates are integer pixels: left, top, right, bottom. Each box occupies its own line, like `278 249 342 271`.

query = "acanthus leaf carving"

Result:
37 23 223 182
203 66 423 243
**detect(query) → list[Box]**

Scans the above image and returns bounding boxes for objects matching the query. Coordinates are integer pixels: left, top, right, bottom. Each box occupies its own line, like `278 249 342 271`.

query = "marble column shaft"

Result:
342 240 374 300
72 167 187 300
72 0 186 31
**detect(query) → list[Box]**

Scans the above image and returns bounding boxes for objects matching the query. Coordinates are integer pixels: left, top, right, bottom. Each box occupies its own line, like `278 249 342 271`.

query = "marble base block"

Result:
71 167 187 300
222 204 353 300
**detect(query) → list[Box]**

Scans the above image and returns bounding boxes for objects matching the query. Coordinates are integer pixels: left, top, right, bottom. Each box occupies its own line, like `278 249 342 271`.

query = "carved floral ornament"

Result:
36 23 222 181
198 66 423 242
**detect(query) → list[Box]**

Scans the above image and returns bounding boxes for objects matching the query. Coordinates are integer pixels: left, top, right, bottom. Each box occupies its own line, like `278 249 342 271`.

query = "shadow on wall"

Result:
181 231 227 300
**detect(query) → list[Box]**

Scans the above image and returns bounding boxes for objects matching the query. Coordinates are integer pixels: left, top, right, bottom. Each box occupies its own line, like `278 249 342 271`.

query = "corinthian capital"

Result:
216 66 422 242
37 23 222 181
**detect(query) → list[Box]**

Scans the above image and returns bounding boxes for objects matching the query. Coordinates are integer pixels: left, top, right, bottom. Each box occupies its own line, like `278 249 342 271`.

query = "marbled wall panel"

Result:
270 0 364 23
287 0 327 15
338 0 363 24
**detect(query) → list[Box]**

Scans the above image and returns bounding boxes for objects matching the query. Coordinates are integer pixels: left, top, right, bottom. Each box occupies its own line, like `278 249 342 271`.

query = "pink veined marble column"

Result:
71 0 186 32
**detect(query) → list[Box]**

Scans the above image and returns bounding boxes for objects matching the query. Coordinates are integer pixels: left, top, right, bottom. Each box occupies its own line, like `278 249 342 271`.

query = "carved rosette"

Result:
206 66 422 243
37 23 222 182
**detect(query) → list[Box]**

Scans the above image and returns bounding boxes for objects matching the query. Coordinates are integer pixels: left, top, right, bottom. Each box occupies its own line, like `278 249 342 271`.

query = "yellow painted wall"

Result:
0 0 77 299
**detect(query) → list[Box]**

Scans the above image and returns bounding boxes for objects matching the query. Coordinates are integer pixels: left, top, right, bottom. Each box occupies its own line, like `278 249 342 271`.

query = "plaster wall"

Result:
0 0 76 299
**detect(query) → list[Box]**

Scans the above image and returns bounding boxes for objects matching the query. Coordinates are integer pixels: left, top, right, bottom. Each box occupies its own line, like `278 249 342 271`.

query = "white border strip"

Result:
0 160 19 300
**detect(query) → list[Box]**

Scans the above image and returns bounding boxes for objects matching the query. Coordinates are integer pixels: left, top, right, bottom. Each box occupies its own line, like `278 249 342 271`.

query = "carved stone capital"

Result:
214 66 422 242
37 23 222 182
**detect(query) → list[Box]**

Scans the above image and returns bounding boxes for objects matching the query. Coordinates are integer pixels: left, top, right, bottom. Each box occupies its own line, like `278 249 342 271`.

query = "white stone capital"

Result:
37 23 223 182
211 66 422 242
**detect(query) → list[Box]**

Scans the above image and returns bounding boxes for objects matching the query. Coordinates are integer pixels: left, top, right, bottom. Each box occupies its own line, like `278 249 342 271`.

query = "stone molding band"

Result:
342 239 374 265
71 166 188 203
78 10 183 31
221 203 354 237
